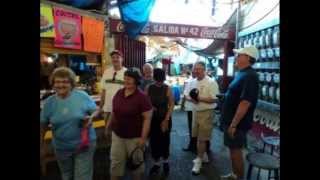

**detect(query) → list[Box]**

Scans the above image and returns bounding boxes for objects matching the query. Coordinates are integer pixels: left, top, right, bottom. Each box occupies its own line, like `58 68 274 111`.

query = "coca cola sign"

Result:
212 26 229 39
109 19 230 39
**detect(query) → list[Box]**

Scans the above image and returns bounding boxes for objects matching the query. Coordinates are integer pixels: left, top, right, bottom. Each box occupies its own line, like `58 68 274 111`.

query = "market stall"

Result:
40 0 108 95
40 1 108 175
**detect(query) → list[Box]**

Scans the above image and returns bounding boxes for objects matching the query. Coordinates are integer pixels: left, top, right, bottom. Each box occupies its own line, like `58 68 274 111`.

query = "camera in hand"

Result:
216 93 225 99
189 88 199 102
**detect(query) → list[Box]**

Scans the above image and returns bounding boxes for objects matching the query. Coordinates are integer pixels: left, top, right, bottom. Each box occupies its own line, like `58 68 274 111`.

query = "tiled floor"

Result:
40 109 279 180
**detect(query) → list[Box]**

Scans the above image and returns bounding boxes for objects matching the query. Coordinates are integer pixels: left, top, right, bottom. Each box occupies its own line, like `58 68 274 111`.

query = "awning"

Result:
193 9 238 58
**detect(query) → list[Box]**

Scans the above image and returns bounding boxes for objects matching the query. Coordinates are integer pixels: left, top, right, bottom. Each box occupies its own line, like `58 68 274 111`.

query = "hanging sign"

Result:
110 19 230 40
53 7 82 49
82 16 105 53
40 4 55 37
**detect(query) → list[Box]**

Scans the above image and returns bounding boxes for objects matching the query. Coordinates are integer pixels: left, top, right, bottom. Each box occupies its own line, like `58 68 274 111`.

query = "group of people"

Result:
40 45 259 180
40 49 174 180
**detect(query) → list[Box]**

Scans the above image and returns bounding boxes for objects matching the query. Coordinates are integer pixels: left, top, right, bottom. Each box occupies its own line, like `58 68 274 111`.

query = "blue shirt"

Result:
221 66 259 131
40 89 97 154
139 79 154 91
171 85 181 103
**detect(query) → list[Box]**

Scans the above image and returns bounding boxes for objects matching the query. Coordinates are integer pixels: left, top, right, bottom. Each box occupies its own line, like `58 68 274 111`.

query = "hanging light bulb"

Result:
47 57 53 63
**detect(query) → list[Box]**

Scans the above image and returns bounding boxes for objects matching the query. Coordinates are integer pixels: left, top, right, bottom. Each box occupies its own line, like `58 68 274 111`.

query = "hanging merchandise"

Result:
118 0 155 39
238 36 244 48
254 31 260 48
40 4 55 37
272 26 280 47
249 33 255 47
265 28 273 48
53 7 82 49
82 16 105 53
276 87 280 104
259 30 266 49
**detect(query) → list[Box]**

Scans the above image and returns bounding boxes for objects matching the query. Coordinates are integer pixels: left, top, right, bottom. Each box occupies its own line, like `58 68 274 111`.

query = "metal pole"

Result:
235 0 241 48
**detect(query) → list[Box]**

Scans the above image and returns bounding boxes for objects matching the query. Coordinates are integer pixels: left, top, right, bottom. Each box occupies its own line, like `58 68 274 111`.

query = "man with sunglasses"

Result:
99 50 127 141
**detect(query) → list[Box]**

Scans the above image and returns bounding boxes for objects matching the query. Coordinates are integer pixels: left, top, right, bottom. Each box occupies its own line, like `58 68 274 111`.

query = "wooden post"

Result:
101 31 112 72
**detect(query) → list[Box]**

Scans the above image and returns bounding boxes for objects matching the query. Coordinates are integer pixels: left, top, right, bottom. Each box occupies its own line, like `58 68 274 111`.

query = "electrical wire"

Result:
240 2 279 31
241 0 257 18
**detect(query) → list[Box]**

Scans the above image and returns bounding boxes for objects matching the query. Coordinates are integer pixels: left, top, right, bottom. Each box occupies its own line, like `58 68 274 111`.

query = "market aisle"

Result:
41 109 271 180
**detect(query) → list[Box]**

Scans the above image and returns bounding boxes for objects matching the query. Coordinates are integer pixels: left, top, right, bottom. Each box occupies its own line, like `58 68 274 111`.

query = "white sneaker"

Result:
191 157 202 175
220 172 237 180
202 152 210 163
192 153 209 163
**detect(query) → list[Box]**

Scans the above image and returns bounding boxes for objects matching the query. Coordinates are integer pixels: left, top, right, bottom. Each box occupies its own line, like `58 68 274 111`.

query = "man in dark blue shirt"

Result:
220 46 259 180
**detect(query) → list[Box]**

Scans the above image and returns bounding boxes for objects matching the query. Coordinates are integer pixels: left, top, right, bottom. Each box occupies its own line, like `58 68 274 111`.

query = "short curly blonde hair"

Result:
50 67 76 88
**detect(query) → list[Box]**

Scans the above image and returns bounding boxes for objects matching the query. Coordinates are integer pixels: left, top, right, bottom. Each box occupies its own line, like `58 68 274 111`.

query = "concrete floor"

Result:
40 109 279 180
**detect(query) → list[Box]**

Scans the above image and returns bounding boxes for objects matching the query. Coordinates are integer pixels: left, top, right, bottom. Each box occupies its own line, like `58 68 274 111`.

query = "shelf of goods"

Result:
238 20 280 111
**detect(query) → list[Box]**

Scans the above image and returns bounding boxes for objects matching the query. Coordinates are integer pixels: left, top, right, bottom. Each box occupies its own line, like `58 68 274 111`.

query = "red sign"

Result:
53 7 82 49
109 19 229 40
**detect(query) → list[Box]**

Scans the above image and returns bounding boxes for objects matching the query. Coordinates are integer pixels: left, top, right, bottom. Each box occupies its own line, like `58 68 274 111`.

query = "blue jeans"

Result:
56 142 96 180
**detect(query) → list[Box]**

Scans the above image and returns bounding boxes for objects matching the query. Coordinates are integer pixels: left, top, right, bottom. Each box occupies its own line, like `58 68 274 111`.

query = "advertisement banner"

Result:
40 4 55 37
53 7 82 49
82 16 105 53
109 19 229 40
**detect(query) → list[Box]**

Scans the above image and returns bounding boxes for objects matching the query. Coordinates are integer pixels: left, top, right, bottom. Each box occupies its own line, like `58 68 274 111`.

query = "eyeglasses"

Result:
112 71 117 82
54 80 70 84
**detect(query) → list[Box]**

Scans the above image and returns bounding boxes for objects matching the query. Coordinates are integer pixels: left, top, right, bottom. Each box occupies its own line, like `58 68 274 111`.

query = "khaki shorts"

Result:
192 109 215 141
110 132 144 176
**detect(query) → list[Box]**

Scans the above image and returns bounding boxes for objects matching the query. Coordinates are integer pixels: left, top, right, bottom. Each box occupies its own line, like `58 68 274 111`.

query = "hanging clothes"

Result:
118 0 155 39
